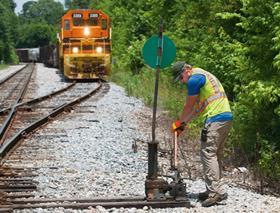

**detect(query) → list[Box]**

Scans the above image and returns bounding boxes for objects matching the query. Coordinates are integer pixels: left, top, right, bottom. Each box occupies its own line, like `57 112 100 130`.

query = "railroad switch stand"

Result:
145 175 188 202
142 19 190 208
169 170 188 201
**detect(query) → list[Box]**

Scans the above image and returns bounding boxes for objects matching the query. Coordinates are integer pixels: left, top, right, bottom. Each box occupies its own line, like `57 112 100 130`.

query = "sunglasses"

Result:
180 74 184 80
179 67 186 80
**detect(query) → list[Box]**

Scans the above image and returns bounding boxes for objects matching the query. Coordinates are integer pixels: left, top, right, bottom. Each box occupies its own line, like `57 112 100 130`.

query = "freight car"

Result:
16 48 39 63
16 49 29 62
58 9 112 80
39 45 58 67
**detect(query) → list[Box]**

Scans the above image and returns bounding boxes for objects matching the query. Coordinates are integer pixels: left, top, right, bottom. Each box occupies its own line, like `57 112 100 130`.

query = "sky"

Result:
14 0 65 14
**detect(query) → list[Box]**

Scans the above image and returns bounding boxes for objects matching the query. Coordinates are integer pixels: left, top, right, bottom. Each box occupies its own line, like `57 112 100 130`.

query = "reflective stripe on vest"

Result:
192 68 220 93
191 68 229 115
195 92 226 113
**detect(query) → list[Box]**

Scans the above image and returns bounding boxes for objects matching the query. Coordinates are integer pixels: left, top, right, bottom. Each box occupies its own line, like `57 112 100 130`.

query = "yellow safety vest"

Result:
191 68 231 118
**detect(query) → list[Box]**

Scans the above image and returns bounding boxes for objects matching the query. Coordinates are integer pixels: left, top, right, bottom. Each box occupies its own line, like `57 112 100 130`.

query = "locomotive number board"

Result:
89 13 99 18
73 13 82 18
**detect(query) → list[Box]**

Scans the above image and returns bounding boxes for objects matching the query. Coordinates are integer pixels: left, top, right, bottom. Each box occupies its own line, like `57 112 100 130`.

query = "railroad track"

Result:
0 64 32 110
1 197 189 211
0 64 35 143
0 80 103 158
0 67 109 210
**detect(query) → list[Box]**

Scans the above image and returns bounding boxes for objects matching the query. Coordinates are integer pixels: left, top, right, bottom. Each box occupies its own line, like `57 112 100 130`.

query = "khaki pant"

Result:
200 120 232 195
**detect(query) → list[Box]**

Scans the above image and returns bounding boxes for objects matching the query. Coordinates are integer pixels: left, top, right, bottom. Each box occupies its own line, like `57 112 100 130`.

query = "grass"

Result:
110 65 202 138
0 64 8 70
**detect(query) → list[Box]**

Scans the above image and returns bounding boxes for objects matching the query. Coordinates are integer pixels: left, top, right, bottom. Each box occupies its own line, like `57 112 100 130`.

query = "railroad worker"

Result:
171 61 233 207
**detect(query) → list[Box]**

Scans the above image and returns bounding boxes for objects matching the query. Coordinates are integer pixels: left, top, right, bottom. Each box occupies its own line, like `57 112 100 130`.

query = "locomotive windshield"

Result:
88 18 98 26
64 20 70 30
73 18 84 26
73 19 100 26
72 13 101 26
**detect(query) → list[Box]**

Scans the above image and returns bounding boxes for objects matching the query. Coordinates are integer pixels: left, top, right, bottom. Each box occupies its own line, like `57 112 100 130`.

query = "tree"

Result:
65 0 91 9
225 0 280 178
1 0 16 12
19 0 64 25
16 22 57 48
21 1 37 20
16 0 64 49
0 1 18 63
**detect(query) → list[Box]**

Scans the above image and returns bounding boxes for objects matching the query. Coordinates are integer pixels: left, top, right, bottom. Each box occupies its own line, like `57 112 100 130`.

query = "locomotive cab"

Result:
59 9 111 80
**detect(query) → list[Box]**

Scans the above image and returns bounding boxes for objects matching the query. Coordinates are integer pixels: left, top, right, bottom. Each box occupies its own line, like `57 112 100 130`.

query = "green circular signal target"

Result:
142 35 176 69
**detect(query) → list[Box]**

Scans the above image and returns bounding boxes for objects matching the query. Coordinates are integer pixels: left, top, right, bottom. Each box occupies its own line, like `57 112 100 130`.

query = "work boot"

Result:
198 191 209 201
201 193 228 207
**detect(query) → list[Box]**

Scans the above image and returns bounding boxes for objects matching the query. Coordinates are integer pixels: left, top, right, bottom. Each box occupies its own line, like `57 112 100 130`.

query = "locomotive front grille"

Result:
65 55 110 79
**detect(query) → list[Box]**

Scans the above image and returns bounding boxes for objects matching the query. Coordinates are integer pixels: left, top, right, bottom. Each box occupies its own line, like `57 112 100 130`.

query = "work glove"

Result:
171 120 185 136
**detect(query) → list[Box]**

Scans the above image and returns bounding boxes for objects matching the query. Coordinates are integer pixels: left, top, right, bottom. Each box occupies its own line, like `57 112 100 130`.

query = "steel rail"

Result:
0 82 76 115
0 82 102 160
0 64 28 86
0 208 12 213
0 64 35 142
2 197 190 210
10 196 145 204
5 193 35 199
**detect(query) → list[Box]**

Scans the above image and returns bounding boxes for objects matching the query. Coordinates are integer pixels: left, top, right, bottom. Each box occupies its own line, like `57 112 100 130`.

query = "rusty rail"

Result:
0 82 102 160
0 64 28 86
0 64 35 142
1 196 190 210
0 82 75 115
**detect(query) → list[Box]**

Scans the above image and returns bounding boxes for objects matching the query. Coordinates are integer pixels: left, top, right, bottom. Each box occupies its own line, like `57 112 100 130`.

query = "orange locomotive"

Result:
58 9 111 80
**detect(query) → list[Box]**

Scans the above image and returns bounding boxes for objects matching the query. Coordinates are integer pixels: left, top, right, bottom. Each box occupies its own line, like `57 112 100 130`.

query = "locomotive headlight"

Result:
96 46 103 53
84 27 90 36
72 47 79 53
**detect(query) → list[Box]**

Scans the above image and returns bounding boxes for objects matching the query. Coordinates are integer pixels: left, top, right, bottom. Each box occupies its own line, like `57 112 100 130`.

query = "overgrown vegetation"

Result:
0 0 18 64
2 0 279 185
0 64 9 70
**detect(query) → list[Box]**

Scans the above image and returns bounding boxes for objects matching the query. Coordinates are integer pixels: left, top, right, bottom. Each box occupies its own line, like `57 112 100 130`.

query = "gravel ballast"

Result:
0 64 26 79
1 64 279 212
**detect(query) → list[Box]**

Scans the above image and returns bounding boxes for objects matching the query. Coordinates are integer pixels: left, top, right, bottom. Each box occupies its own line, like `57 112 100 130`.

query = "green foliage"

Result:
19 0 64 25
0 64 9 70
228 1 280 177
111 65 185 116
258 138 280 180
1 0 16 12
0 1 18 64
65 0 92 9
16 22 57 48
21 1 36 16
272 3 280 70
117 37 146 74
15 0 64 48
